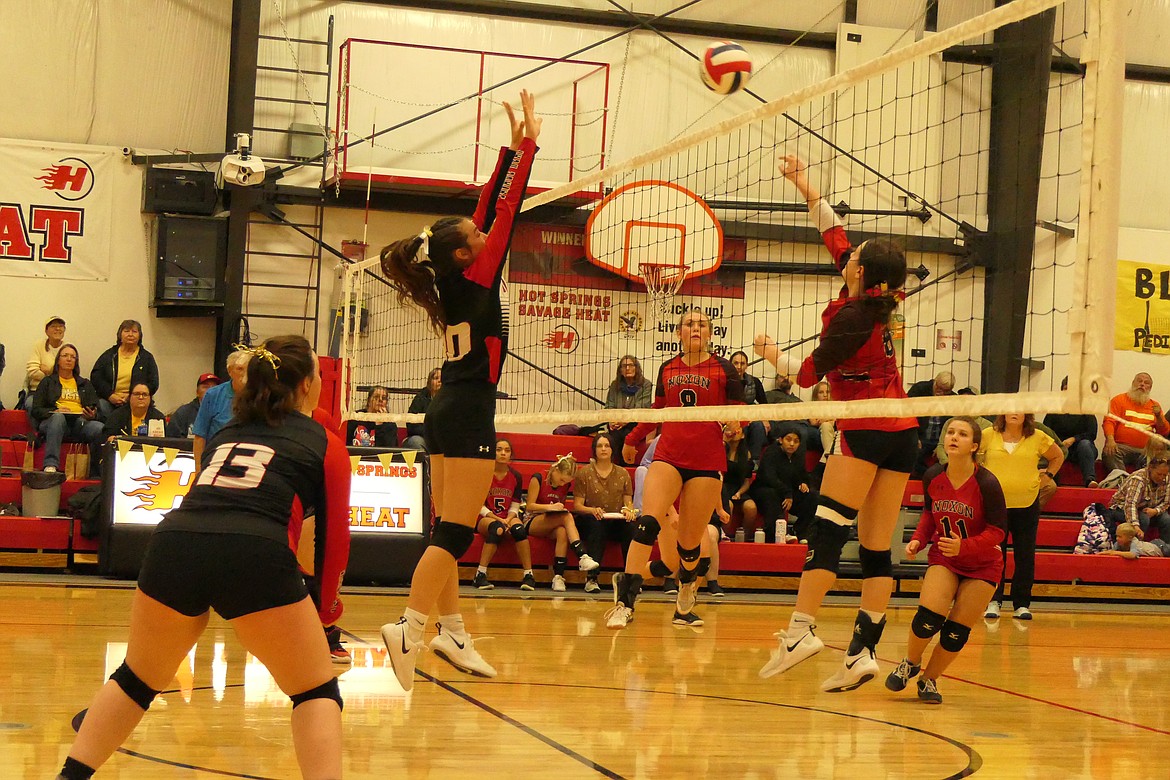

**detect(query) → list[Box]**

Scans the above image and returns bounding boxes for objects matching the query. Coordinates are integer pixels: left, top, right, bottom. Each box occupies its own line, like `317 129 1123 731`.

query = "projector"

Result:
217 133 265 187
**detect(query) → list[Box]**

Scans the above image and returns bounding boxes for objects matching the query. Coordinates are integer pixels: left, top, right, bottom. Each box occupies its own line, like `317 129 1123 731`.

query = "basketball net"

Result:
640 262 690 320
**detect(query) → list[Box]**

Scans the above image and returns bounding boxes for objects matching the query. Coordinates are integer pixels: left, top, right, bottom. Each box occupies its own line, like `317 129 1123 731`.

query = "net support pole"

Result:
1068 0 1124 415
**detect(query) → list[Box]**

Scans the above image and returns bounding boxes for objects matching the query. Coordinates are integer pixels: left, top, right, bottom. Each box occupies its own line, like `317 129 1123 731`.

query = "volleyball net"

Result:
341 0 1122 429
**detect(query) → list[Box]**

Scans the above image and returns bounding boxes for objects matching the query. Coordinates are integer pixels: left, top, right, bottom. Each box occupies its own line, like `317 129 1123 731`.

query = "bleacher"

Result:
0 410 101 570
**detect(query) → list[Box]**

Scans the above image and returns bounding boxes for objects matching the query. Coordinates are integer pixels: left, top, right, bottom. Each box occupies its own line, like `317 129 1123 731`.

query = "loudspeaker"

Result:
143 167 218 215
152 215 227 315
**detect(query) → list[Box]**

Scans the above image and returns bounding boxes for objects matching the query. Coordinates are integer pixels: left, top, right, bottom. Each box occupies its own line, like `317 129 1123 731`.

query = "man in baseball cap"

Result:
166 373 224 437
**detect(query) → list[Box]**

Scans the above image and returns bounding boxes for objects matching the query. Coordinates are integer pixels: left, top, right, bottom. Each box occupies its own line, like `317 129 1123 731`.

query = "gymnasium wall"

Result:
4 0 1170 415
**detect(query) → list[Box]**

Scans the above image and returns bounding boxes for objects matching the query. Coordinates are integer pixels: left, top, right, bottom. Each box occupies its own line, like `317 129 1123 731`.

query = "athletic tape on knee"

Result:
632 514 661 546
803 520 850 573
938 620 972 652
858 545 893 579
815 495 860 527
430 521 476 558
487 520 506 543
110 661 160 711
291 677 343 711
911 606 946 639
508 523 528 542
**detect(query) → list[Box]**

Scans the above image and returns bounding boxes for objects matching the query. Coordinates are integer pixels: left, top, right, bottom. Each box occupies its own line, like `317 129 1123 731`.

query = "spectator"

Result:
524 454 600 591
574 431 637 593
403 367 441 450
730 350 770 459
23 316 66 411
1102 372 1169 473
191 349 250 473
346 385 399 447
90 319 160 421
1045 377 1100 487
598 355 654 464
715 422 757 542
166 373 222 438
1099 455 1170 541
907 371 956 477
980 413 1064 621
472 439 534 591
1099 522 1170 558
765 373 800 405
103 383 167 440
750 423 817 543
29 344 104 474
808 380 836 487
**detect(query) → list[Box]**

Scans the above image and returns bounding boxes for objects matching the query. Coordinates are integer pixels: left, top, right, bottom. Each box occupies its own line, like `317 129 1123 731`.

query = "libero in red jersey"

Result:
888 417 1007 705
607 308 744 631
376 91 542 692
756 154 917 695
473 438 536 592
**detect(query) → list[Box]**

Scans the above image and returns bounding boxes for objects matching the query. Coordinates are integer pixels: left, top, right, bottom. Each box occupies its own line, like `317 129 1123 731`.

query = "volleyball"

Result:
700 41 752 95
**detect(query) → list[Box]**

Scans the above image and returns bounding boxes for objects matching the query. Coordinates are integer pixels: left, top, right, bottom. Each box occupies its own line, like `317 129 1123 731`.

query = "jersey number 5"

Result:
444 322 472 362
197 444 276 489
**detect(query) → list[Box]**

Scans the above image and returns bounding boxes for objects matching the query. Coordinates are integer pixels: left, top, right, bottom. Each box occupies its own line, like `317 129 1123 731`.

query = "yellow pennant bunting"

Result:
116 439 134 461
142 444 159 464
401 450 417 468
377 452 395 471
349 455 361 474
162 447 179 467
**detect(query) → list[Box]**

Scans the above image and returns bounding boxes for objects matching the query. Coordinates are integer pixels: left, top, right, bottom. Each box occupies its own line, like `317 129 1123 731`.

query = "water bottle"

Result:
753 528 765 544
734 528 745 543
775 518 788 544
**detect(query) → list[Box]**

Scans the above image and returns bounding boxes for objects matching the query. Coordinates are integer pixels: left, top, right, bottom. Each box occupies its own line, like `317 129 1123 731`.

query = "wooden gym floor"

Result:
2 575 1167 779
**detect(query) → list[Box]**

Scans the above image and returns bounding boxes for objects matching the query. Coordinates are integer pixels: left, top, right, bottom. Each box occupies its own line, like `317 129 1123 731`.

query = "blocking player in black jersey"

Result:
377 91 540 691
58 336 352 780
756 154 917 692
607 308 745 629
886 416 1007 703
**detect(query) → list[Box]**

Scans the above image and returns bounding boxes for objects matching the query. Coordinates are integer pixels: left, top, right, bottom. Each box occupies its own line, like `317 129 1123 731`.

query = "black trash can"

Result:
21 470 67 517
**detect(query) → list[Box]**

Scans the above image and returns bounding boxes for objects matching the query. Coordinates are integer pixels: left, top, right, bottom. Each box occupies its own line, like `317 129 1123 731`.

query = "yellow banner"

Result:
1116 259 1170 354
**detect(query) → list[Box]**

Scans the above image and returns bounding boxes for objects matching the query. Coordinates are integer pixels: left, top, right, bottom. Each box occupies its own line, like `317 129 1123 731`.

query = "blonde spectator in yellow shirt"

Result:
978 413 1064 621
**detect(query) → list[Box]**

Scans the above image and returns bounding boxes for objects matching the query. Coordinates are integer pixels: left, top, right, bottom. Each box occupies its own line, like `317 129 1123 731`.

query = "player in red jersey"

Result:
886 416 1007 704
376 91 540 691
472 438 536 591
59 336 352 780
525 454 601 591
757 154 918 692
606 308 744 629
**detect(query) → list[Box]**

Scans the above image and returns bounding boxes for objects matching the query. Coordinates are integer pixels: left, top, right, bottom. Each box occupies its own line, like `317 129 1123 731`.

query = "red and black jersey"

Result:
528 471 571 509
628 353 745 472
796 225 916 433
912 463 1007 580
438 138 537 386
485 466 524 517
160 412 352 624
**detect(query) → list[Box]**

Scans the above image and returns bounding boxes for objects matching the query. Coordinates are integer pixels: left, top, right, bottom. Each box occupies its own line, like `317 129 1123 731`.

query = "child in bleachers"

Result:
1099 522 1169 558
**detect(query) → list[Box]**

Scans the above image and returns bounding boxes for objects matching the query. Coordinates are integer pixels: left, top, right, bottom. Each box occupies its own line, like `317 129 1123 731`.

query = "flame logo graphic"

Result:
33 157 95 200
124 467 193 512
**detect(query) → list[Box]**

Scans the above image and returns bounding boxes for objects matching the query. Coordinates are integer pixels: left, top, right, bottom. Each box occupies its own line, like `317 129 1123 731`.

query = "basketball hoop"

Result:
640 261 690 320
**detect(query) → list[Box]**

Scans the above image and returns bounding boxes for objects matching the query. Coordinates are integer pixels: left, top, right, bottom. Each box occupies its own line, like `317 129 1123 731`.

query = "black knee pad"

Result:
110 661 161 711
487 520 506 543
649 559 673 579
938 620 972 652
803 520 850 574
632 514 661 546
696 558 711 578
676 542 701 564
509 523 528 542
858 545 893 579
911 606 946 639
291 677 343 711
430 521 476 558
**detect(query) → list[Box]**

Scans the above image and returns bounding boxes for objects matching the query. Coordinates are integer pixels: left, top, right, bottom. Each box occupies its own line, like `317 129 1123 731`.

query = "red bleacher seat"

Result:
500 432 594 463
0 410 33 438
